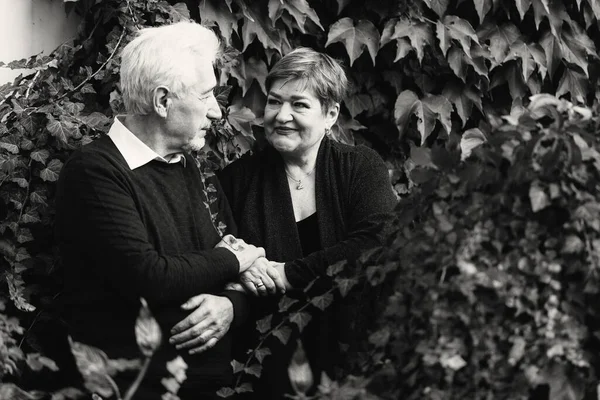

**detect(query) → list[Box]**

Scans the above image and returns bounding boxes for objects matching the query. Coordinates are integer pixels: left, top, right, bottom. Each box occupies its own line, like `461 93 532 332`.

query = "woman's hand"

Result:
239 257 286 296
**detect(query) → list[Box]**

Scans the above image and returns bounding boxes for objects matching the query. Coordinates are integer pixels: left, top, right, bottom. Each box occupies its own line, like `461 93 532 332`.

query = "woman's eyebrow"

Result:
267 92 311 101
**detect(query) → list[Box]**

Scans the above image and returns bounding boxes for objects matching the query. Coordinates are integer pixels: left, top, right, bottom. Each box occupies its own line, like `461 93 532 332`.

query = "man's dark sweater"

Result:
55 135 246 397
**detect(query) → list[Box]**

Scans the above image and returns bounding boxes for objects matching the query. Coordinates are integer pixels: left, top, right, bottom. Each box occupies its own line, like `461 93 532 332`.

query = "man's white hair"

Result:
119 21 221 115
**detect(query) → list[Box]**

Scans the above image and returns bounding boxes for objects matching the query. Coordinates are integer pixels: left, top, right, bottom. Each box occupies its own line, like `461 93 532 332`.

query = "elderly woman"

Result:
218 48 396 398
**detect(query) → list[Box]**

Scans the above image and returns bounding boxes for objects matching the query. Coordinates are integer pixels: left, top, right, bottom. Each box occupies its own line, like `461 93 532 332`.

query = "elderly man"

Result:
55 22 264 399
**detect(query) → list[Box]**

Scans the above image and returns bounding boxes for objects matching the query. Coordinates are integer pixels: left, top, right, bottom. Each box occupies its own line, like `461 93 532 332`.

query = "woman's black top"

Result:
297 213 321 257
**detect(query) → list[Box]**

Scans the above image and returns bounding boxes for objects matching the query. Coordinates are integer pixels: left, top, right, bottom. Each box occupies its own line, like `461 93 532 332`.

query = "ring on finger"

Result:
255 281 265 288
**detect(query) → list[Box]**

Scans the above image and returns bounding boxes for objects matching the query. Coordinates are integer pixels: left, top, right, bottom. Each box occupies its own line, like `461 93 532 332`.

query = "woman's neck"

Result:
280 137 324 173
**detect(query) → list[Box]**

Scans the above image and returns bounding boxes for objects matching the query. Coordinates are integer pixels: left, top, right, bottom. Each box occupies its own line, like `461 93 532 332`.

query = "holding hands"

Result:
225 258 289 296
216 234 265 273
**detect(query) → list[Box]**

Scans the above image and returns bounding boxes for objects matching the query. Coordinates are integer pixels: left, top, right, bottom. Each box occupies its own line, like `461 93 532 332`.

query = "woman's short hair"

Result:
265 47 348 112
119 21 221 115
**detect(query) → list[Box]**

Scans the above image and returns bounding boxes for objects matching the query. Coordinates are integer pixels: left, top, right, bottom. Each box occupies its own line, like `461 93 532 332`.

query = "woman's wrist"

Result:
272 262 292 290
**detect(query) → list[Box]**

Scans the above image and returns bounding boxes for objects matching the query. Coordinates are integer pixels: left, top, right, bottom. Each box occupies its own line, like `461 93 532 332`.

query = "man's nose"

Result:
206 93 222 120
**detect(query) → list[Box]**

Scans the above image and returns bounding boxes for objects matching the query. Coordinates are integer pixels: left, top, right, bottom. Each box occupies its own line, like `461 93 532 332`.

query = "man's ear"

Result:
153 86 171 118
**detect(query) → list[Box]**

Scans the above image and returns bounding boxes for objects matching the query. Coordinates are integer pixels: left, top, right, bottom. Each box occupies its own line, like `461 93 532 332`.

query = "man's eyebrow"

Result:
199 86 215 96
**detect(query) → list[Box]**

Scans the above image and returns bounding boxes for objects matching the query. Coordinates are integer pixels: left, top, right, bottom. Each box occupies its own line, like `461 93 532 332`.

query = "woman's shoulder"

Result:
327 138 385 167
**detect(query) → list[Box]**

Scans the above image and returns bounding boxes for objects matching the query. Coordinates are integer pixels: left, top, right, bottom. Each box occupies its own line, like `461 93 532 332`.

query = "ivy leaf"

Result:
380 18 397 47
243 57 268 95
336 0 351 14
256 315 272 334
0 135 20 154
214 86 232 110
515 0 533 19
30 149 50 165
231 360 244 374
46 115 79 144
0 383 40 400
477 22 521 66
311 293 334 310
531 0 570 38
436 21 451 57
560 24 596 77
278 296 299 312
17 228 34 243
273 326 292 344
443 16 479 58
39 159 63 182
529 183 550 212
474 0 493 23
336 278 358 297
6 272 35 311
556 68 588 103
504 41 546 81
227 105 256 137
447 47 467 81
268 0 323 33
442 81 482 126
460 128 487 160
539 31 562 79
170 2 191 22
21 209 41 224
241 2 287 53
388 19 434 63
199 0 238 46
423 0 449 17
332 113 363 144
244 363 262 378
393 38 413 62
80 112 111 131
255 347 271 363
394 91 453 145
216 387 235 398
344 94 373 118
290 312 312 331
326 18 380 66
26 353 58 372
30 192 48 206
368 328 390 348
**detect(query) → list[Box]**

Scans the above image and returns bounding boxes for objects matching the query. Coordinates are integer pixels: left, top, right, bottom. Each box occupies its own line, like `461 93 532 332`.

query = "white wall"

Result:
0 0 80 84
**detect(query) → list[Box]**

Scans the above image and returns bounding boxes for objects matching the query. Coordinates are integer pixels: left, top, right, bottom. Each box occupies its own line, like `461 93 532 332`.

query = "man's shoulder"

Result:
63 135 127 173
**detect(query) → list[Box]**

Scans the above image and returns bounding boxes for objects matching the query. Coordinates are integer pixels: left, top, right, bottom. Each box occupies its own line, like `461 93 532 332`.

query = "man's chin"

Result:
183 136 206 152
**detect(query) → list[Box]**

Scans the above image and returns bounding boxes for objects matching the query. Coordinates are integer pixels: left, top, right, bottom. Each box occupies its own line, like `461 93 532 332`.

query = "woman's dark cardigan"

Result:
218 136 397 397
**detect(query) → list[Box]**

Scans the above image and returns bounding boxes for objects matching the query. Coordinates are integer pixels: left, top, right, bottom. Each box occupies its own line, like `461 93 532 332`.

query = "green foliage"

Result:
347 96 600 399
0 0 599 397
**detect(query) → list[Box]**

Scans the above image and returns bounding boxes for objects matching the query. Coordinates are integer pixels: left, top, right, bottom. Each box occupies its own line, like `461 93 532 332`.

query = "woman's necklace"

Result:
285 166 316 190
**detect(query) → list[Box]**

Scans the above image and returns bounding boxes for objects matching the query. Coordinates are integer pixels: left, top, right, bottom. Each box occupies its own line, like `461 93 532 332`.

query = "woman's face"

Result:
264 79 339 157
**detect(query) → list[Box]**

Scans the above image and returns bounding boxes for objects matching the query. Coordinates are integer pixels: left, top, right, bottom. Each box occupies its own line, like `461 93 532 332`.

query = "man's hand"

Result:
169 294 234 355
239 257 286 296
216 234 265 273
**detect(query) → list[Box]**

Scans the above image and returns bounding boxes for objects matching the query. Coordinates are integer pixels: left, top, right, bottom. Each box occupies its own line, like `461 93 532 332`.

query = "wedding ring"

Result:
255 281 265 287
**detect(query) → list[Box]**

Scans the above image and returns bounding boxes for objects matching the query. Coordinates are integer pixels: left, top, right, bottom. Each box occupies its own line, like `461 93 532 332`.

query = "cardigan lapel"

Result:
315 137 347 250
256 147 304 262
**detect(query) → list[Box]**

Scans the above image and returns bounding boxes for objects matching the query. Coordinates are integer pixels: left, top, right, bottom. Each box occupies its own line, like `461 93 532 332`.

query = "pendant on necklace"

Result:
295 181 304 190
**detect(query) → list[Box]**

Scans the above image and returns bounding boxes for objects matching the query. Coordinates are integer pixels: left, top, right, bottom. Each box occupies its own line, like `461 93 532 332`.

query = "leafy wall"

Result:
0 0 599 398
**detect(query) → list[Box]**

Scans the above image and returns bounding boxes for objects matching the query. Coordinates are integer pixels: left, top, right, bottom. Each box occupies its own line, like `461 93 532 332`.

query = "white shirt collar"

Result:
108 116 186 170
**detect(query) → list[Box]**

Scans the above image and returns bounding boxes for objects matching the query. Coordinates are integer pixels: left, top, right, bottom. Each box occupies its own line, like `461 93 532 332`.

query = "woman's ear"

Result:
325 102 340 130
153 86 171 118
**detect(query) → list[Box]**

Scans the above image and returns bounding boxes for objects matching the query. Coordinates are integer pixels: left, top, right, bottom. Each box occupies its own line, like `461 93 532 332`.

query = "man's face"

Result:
165 60 221 152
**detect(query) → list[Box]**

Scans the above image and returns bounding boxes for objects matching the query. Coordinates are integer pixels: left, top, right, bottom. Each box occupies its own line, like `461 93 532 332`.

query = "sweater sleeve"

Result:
284 148 397 288
56 153 240 306
210 175 251 328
